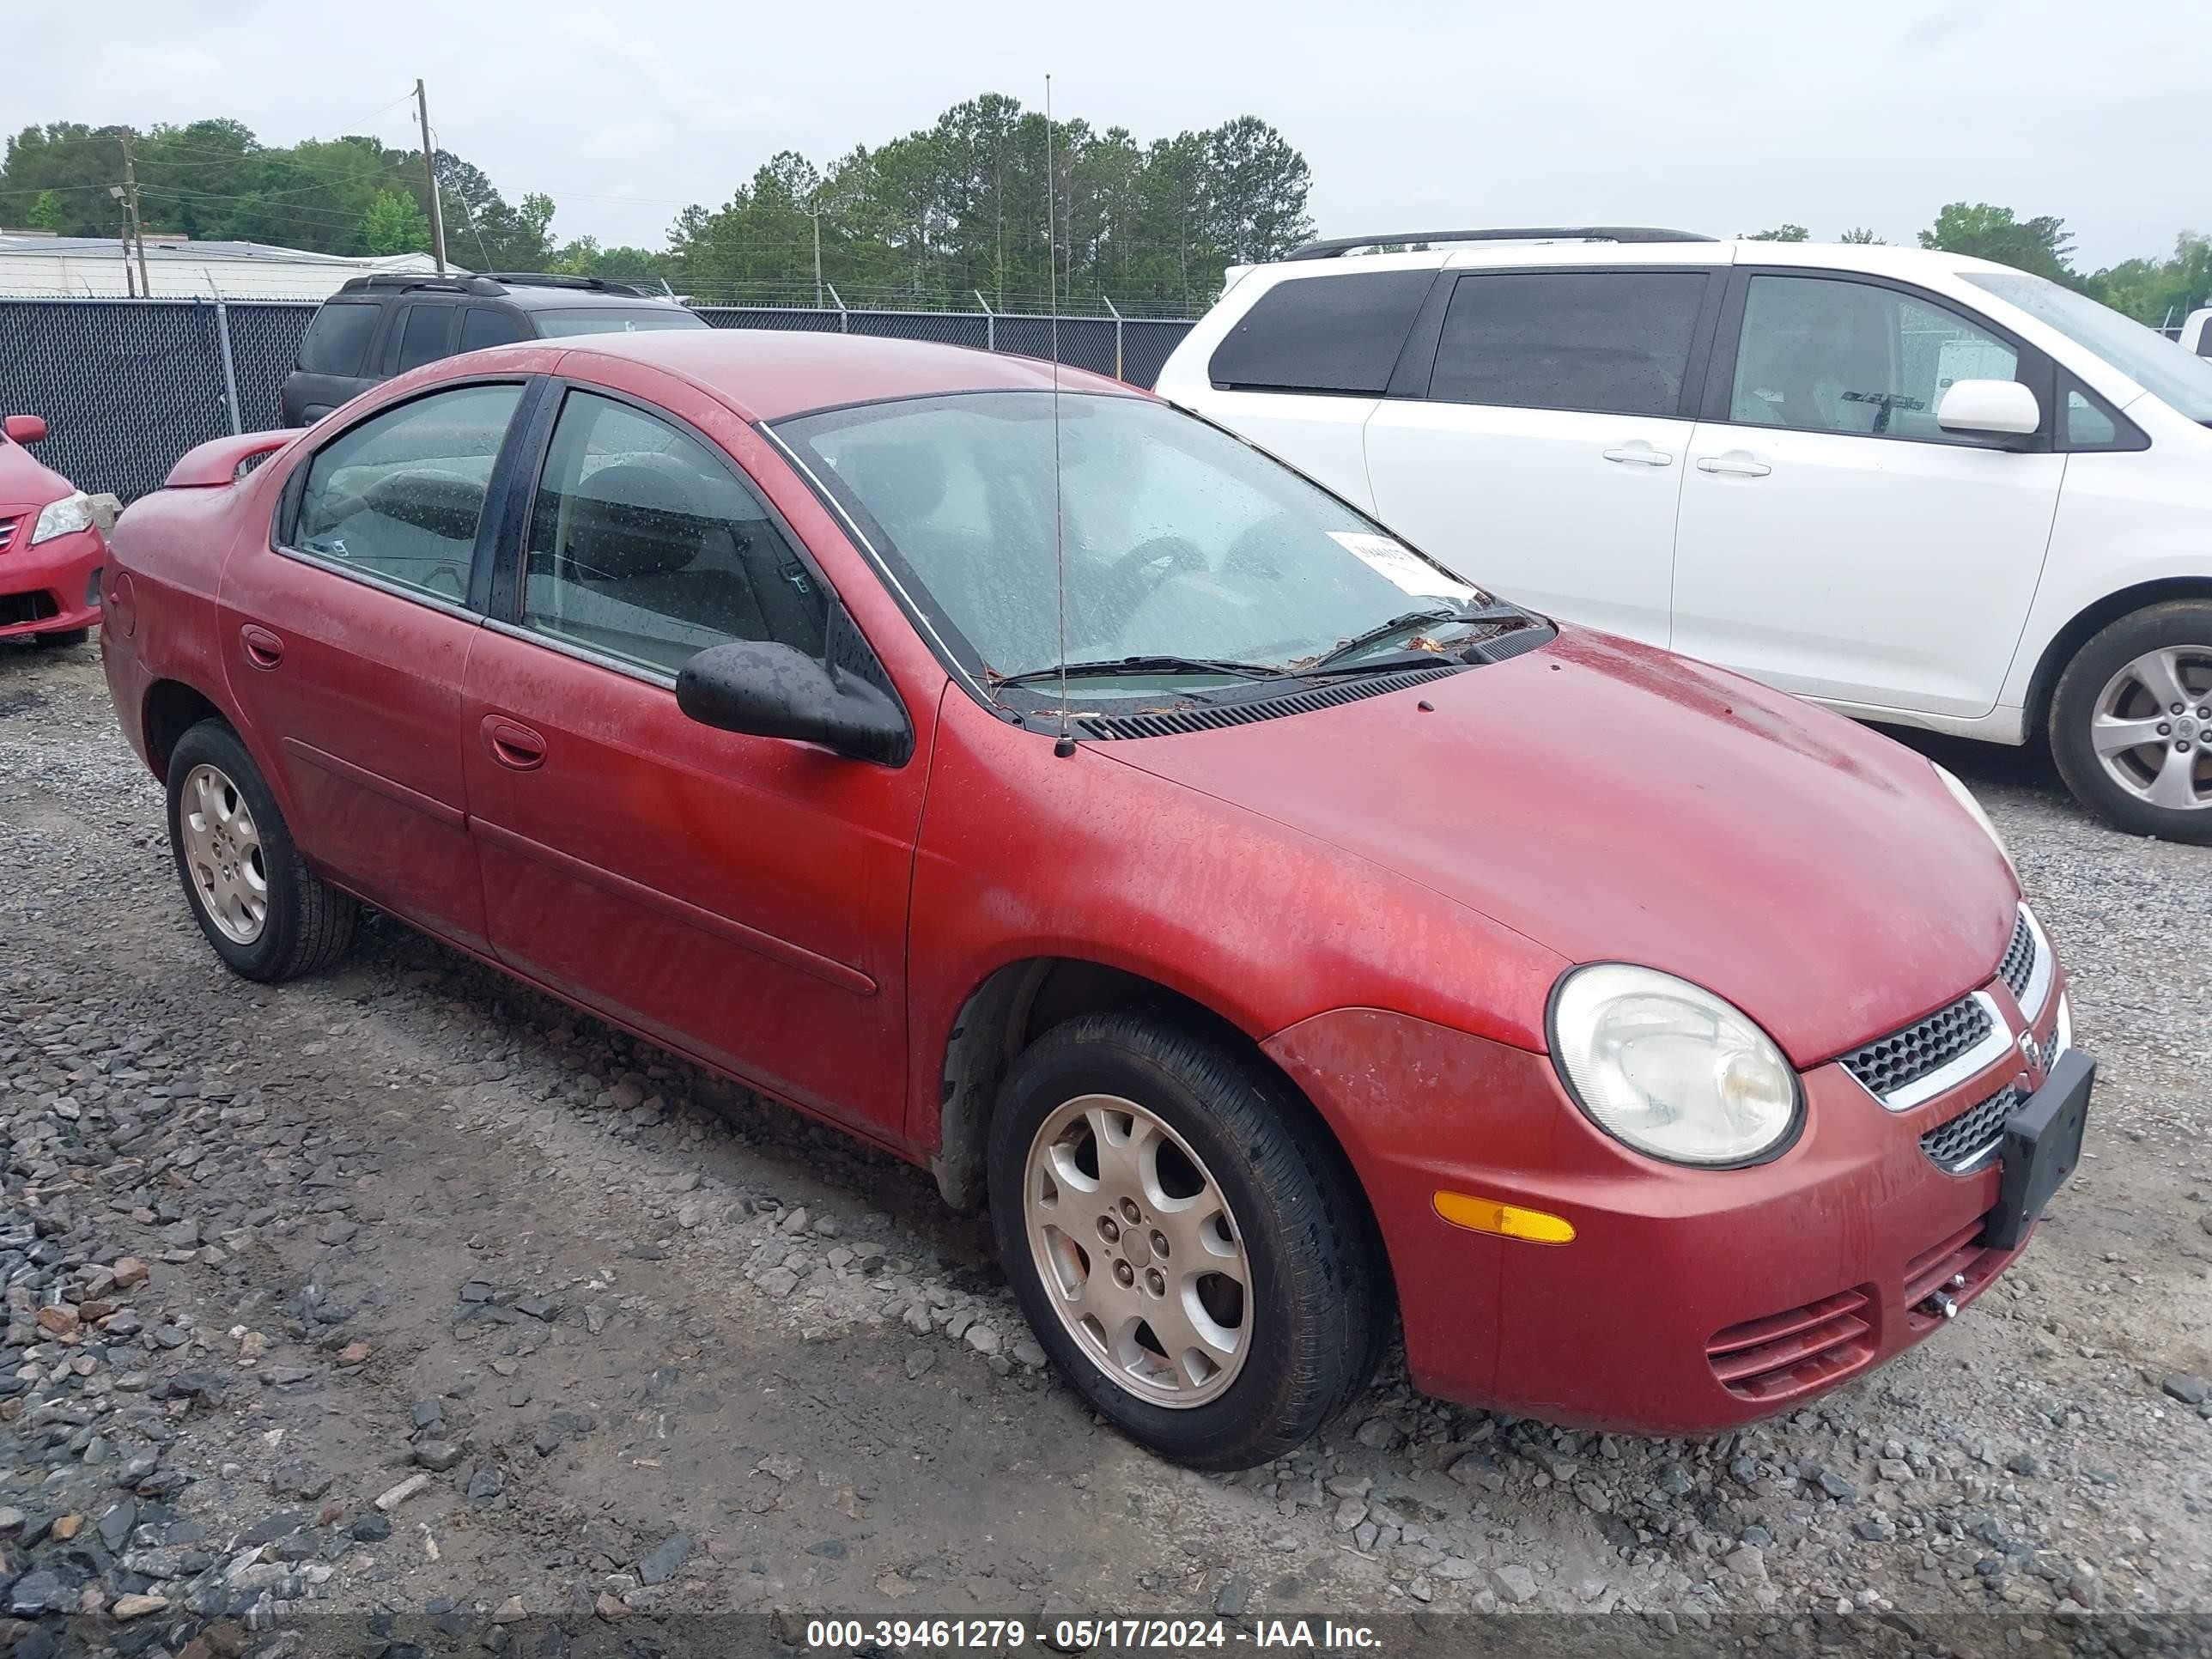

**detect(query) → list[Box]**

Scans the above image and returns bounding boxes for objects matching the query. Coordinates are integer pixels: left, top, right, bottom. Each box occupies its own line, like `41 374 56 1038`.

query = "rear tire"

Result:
33 627 90 648
988 1012 1384 1469
167 720 358 980
2049 601 2212 842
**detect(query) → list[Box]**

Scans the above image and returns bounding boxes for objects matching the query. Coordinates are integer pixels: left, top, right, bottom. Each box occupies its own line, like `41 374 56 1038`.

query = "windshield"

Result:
1966 272 2212 423
532 307 708 337
774 391 1493 689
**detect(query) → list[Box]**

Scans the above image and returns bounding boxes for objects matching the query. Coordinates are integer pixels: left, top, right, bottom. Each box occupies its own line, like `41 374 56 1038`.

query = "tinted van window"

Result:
1206 270 1433 395
459 307 530 352
1428 270 1707 417
298 301 380 376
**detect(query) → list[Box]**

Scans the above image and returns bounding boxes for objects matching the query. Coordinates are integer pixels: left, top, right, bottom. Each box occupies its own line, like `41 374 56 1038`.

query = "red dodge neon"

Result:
99 331 2093 1468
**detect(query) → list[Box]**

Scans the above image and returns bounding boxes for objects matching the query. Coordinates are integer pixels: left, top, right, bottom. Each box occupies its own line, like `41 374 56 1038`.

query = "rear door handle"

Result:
240 624 284 670
1696 453 1771 477
480 714 546 771
1601 443 1673 467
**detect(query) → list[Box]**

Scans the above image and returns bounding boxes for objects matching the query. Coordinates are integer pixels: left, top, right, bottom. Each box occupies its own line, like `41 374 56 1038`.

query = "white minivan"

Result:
1157 229 2212 840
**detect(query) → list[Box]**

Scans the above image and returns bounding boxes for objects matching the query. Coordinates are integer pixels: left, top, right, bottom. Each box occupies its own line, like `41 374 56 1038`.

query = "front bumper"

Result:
1264 967 2074 1437
0 521 104 639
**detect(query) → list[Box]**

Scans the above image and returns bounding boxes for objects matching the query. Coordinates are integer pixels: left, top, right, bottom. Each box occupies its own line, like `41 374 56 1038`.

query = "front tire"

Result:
2050 601 2212 842
988 1013 1384 1469
167 720 358 980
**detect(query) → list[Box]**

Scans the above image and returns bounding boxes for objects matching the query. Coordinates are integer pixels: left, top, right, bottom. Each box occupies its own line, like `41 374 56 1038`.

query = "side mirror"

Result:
3 415 48 445
676 640 910 765
1937 380 2039 441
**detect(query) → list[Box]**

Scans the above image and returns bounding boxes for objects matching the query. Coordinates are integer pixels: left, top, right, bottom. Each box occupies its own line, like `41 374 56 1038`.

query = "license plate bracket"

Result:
1984 1048 2094 1251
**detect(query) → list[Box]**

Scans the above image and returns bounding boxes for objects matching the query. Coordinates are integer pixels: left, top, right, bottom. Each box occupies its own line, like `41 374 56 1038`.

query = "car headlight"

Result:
1548 963 1802 1166
1933 761 2015 878
29 491 94 546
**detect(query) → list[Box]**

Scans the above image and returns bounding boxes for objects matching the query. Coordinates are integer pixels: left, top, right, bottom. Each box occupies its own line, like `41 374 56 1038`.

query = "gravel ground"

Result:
3 635 2209 1657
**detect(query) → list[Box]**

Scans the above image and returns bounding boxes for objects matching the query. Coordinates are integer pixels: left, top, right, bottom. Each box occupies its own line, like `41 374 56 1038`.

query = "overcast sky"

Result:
9 0 2202 270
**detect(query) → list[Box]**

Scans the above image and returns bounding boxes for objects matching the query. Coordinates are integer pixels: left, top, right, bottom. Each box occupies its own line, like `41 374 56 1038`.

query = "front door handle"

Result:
1696 453 1772 478
240 624 284 670
1601 443 1673 467
480 714 546 771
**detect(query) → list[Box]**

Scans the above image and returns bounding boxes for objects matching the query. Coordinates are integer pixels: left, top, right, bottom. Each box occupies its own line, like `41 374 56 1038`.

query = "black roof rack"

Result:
1284 226 1716 260
334 271 663 299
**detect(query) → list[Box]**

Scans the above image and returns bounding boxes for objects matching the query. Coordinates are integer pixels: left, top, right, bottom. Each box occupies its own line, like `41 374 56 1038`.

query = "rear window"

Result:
532 307 708 338
1428 270 1709 417
298 301 380 377
393 304 458 373
1206 270 1433 395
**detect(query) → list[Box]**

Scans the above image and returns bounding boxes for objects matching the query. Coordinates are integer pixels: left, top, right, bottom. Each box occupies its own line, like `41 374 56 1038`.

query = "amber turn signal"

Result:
1432 1191 1576 1244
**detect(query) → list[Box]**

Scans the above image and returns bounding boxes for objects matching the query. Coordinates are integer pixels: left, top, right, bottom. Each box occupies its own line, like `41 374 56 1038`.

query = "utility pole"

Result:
809 201 823 308
119 135 150 297
416 79 449 275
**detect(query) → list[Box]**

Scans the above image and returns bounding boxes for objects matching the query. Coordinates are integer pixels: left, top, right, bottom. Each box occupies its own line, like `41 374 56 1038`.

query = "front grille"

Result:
1840 994 1993 1099
1920 1082 2019 1173
1997 910 2035 1004
1706 1287 1877 1403
1 590 59 628
0 514 18 551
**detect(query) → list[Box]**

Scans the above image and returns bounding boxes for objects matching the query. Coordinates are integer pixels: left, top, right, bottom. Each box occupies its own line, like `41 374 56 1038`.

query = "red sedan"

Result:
99 331 2093 1468
2 413 106 647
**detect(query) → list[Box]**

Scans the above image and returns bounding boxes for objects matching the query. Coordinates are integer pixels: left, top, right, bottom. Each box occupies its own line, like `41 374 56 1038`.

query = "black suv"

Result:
279 272 709 426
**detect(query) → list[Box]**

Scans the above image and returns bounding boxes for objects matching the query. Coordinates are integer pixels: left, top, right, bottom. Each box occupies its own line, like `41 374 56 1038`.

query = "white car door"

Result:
1670 271 2066 719
1361 266 1721 647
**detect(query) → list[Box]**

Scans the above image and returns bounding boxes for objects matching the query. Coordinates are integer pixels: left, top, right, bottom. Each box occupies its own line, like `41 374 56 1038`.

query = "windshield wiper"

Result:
992 654 1289 690
1304 603 1535 673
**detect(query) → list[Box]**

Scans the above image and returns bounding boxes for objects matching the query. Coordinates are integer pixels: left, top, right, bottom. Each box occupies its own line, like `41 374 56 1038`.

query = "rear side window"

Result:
459 307 530 352
392 304 458 373
1429 270 1708 416
531 307 710 337
1206 270 1433 395
298 301 380 377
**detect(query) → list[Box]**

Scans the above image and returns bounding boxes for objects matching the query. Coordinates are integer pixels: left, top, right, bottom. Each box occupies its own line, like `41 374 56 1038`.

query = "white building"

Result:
0 232 458 301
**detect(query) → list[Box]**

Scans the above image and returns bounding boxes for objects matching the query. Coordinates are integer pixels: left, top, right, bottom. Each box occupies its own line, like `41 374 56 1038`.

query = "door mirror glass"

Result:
1937 379 2040 438
676 639 910 764
4 415 48 444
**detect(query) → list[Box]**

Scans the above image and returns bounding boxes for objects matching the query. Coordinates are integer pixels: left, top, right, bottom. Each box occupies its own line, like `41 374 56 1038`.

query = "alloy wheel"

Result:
2088 645 2212 813
178 763 270 944
1022 1093 1253 1408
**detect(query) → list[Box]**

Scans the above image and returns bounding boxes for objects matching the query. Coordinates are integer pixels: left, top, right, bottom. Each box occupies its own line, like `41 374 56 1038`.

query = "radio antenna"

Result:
1046 73 1074 759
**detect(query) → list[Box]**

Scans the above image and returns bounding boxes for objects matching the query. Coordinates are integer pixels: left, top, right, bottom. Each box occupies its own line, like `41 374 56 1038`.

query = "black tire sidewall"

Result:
988 1017 1370 1468
166 721 312 980
2051 601 2212 842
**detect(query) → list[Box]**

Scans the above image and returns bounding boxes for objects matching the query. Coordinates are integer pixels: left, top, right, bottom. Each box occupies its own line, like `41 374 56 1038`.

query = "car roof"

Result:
332 274 682 309
544 329 1140 423
1233 236 2023 285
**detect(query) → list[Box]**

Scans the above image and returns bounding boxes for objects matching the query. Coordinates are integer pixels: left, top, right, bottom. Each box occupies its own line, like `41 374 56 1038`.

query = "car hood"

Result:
0 439 71 513
1101 629 2018 1066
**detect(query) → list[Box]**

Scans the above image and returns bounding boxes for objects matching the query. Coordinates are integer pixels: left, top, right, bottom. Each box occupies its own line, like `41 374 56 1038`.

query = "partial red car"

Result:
98 331 2093 1468
1 413 106 647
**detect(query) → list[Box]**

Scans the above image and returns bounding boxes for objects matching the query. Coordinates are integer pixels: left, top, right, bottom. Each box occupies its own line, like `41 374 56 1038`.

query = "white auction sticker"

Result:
1328 531 1480 603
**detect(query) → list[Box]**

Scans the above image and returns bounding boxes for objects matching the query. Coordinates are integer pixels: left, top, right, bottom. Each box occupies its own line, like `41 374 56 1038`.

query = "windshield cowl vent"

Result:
1076 664 1463 741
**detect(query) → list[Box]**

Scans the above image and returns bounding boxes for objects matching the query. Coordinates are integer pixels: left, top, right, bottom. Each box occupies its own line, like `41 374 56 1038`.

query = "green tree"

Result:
1838 226 1885 244
1918 203 2076 283
2084 232 2210 326
1746 223 1809 241
27 187 64 230
359 188 430 255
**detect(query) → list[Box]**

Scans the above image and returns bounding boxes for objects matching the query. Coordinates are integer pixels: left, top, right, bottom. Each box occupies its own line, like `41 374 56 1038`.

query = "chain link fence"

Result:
0 296 1198 503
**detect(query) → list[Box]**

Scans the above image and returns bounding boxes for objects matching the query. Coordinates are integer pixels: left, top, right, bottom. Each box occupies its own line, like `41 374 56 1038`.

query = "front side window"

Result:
290 382 522 603
1728 275 2021 442
392 303 458 373
777 391 1497 689
1966 270 2212 423
1429 270 1708 417
298 301 380 376
522 391 825 675
532 307 709 338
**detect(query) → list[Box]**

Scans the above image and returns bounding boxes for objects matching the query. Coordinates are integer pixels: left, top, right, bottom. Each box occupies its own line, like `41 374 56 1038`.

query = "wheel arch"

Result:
141 677 233 783
927 956 1388 1293
2027 577 2212 738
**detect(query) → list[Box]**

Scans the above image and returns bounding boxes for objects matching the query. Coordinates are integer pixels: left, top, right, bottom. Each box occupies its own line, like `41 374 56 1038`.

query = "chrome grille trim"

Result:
1920 1081 2021 1175
1843 990 2014 1112
0 514 19 551
2012 906 2053 1023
